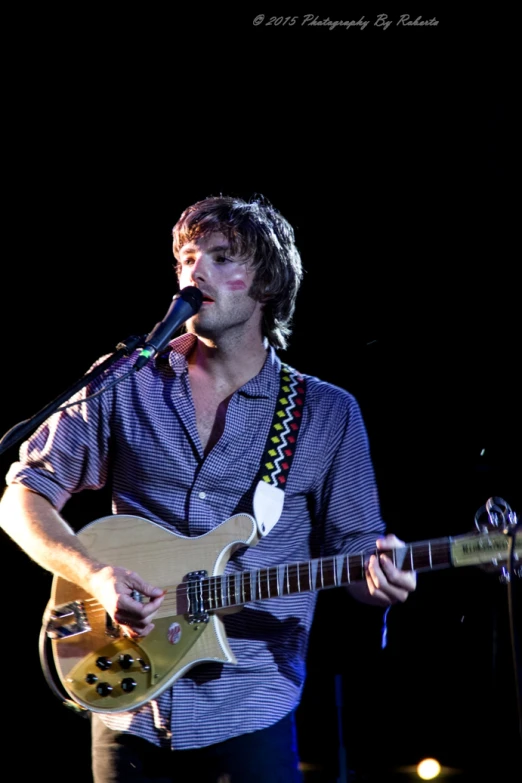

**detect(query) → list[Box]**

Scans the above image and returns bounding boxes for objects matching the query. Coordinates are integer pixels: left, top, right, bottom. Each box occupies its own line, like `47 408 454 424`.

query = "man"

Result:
0 194 416 782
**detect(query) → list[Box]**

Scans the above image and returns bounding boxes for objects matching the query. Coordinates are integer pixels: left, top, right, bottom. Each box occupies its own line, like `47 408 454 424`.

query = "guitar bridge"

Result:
186 570 210 624
46 600 91 639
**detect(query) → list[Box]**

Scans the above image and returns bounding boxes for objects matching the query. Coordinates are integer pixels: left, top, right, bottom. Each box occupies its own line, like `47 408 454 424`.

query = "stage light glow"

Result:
417 757 441 779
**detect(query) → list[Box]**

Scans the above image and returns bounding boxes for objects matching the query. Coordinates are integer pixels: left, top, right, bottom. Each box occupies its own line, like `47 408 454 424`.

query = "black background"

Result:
1 9 520 782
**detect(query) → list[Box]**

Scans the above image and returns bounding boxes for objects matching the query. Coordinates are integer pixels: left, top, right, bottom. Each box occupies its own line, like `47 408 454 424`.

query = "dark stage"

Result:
1 9 519 782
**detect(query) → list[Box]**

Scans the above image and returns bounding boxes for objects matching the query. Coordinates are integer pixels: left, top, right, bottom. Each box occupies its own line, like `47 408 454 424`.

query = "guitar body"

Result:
48 513 259 713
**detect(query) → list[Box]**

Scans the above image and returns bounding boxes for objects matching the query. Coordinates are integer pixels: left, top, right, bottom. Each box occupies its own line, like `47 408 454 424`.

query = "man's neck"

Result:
187 333 269 389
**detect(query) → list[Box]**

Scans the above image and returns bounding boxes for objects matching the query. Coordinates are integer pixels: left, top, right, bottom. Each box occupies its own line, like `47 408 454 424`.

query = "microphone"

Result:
134 286 203 370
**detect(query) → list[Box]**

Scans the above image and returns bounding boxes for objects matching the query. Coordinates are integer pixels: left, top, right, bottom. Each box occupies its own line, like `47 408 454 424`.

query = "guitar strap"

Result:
252 362 306 537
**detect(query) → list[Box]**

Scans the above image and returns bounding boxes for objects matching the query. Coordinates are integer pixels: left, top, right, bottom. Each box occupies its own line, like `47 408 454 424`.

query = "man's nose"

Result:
188 255 208 281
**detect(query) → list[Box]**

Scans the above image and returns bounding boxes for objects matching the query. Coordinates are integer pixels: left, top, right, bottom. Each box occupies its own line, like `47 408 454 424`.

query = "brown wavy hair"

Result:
172 194 303 350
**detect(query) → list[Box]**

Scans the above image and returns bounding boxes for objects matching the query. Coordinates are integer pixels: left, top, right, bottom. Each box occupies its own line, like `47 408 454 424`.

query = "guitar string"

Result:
57 539 477 622
68 536 500 614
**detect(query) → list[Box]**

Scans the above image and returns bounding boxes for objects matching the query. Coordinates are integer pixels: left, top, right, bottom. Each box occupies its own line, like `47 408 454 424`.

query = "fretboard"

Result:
195 537 454 612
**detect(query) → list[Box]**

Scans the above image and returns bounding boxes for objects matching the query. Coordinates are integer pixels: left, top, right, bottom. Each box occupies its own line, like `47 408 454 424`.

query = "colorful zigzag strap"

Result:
258 363 306 488
252 363 306 537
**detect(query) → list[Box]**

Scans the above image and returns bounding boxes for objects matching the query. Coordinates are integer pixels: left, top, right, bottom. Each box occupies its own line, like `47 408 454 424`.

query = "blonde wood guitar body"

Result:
47 513 259 714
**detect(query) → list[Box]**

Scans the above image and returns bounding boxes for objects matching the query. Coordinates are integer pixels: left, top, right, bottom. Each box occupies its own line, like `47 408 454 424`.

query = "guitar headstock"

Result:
469 497 521 581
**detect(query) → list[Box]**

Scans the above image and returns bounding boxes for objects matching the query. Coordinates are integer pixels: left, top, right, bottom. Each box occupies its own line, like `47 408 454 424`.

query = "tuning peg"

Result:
475 497 518 533
498 565 522 583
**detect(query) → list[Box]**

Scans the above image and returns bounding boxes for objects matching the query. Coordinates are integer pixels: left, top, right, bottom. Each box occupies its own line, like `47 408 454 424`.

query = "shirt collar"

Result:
161 333 281 399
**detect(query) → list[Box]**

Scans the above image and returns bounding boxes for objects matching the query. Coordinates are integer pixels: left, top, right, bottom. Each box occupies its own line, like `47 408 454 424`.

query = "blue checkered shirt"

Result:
6 333 385 748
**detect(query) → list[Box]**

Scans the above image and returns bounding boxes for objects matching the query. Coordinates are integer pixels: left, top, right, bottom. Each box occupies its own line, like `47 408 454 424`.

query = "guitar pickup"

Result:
45 600 91 639
185 570 210 624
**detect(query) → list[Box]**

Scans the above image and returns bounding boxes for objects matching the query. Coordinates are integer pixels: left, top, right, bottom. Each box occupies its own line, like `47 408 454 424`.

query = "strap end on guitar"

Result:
253 480 285 538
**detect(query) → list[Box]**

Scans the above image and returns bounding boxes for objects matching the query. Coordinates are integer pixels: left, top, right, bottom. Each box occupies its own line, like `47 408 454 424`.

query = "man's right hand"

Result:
88 565 166 638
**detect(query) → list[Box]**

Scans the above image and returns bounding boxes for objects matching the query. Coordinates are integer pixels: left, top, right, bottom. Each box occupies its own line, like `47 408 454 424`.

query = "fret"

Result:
277 565 285 595
229 576 234 607
335 555 344 585
409 545 414 570
310 560 318 590
429 539 452 569
250 571 257 601
226 574 232 606
297 563 301 593
414 545 422 570
428 541 432 569
286 565 291 594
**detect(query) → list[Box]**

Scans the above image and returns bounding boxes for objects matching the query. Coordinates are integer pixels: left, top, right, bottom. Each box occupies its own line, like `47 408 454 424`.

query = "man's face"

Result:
176 232 264 341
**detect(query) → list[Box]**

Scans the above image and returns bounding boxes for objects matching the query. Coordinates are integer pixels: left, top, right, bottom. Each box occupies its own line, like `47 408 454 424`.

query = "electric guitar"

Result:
42 503 520 715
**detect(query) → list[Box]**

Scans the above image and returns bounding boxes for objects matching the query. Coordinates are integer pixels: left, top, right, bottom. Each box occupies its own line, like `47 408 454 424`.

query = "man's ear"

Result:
258 283 272 303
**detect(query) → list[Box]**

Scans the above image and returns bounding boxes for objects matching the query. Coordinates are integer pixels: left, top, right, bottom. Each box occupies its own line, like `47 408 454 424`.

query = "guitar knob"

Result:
119 654 134 670
96 656 112 671
138 658 150 673
121 677 137 693
86 673 98 684
96 682 113 697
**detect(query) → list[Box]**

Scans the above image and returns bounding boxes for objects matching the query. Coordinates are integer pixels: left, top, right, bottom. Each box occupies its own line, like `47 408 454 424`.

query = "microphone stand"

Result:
0 334 146 457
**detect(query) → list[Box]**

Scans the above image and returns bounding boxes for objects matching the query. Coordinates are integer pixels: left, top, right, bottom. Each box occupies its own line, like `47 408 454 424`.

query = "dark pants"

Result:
91 711 304 783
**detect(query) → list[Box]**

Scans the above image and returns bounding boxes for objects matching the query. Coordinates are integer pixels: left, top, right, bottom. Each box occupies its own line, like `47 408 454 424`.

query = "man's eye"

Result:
216 256 231 264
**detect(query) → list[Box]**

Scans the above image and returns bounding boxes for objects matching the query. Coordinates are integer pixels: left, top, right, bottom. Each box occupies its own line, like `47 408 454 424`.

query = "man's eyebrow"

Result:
179 243 231 256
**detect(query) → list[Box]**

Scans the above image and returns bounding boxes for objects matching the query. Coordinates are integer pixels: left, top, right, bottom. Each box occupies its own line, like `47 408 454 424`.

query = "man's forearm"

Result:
0 484 103 590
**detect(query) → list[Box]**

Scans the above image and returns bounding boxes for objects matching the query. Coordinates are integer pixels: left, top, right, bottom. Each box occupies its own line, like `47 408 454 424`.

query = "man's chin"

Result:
186 317 215 340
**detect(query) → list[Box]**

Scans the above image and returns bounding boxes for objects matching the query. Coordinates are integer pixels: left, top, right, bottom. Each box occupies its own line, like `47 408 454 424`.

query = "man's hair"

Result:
172 194 303 350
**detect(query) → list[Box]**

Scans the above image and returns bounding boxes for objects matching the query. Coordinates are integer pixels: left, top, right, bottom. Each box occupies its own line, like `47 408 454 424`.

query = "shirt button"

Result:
198 491 207 500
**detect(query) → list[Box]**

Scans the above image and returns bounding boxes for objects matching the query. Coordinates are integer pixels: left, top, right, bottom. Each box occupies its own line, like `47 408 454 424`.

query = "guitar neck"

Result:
196 529 519 613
